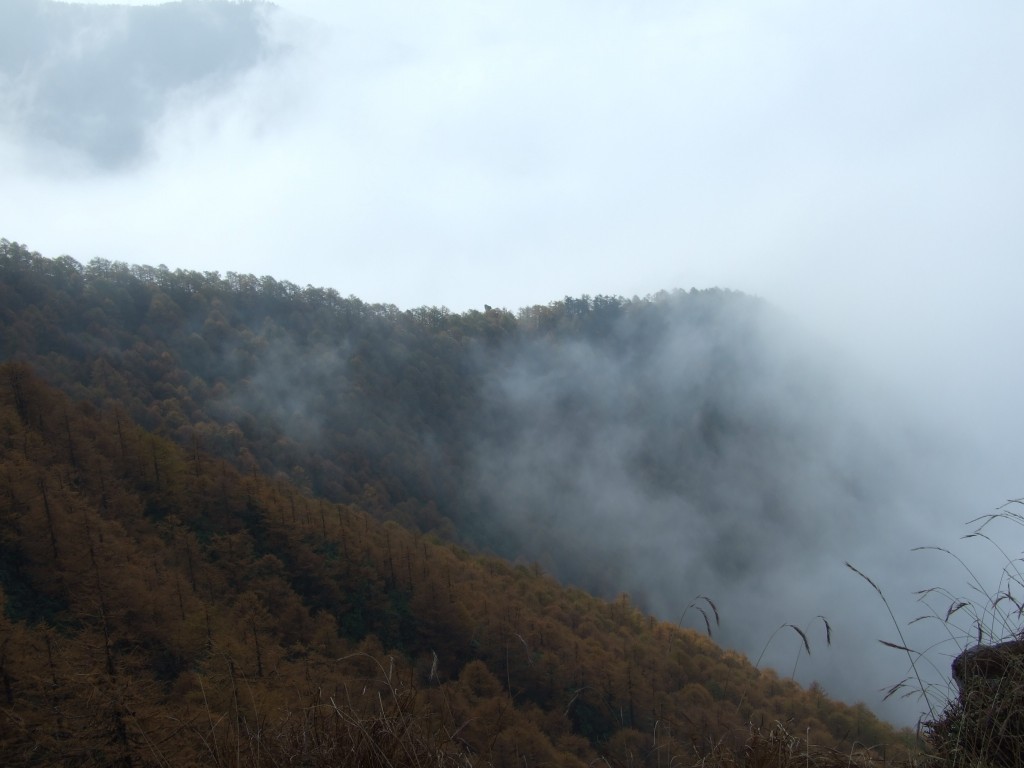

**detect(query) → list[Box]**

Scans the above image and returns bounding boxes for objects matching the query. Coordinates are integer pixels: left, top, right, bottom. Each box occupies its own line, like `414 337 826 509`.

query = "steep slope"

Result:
0 363 910 765
0 239 933 718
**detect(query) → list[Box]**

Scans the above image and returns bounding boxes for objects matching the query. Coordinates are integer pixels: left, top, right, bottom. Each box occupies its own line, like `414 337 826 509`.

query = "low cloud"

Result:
2 0 1023 725
467 294 993 724
0 0 280 171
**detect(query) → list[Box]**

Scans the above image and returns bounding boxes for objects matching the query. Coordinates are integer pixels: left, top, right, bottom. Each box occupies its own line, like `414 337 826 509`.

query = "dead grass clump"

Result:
195 654 474 767
926 642 1024 768
902 500 1024 768
253 687 472 768
694 721 905 768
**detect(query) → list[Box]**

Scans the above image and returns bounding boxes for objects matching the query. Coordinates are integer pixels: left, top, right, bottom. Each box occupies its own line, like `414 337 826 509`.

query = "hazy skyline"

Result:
2 0 1024 724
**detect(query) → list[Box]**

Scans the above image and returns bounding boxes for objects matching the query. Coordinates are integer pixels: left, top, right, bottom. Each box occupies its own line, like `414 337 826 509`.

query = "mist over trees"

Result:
0 239 919 764
0 238 951 725
0 1 1019 763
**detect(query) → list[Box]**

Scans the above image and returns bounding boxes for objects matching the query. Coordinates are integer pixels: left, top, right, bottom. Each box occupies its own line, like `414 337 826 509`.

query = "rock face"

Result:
952 639 1024 689
943 638 1024 768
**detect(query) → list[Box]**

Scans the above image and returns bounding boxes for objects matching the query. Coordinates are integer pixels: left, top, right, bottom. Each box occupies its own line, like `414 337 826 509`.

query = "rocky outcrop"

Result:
952 639 1024 689
940 638 1024 767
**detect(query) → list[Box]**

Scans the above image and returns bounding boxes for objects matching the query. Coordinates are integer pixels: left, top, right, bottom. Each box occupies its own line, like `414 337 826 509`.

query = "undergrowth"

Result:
848 499 1024 768
190 654 474 768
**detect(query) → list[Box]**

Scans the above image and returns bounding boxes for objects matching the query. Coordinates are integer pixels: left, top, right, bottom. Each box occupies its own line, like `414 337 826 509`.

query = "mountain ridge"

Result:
0 238 940 742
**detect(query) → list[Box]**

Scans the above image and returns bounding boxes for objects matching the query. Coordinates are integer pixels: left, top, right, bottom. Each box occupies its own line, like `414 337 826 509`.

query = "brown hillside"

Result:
0 363 913 765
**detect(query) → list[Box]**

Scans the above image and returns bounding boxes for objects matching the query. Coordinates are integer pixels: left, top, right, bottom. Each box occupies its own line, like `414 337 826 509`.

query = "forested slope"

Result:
0 239 934 758
0 363 908 765
0 239 883 603
0 238 503 531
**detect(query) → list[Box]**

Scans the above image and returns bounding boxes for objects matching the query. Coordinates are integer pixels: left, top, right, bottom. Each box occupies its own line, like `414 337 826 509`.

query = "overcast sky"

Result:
3 0 1024 721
